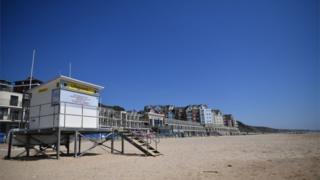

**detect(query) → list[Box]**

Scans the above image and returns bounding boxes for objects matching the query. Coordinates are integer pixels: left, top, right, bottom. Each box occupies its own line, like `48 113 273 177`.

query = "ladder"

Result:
121 130 161 157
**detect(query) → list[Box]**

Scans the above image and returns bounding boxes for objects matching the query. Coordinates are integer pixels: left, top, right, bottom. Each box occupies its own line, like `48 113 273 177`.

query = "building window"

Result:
10 109 21 121
10 95 19 106
0 108 8 120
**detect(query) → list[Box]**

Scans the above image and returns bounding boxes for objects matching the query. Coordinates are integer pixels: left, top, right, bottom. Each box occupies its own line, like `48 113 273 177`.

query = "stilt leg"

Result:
78 135 81 155
67 135 70 155
121 134 124 154
26 135 30 157
7 131 13 159
111 131 114 154
57 129 61 159
74 131 78 157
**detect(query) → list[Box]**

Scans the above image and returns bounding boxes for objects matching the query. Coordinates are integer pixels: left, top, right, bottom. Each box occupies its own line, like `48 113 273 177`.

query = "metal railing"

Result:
99 116 148 129
166 118 206 133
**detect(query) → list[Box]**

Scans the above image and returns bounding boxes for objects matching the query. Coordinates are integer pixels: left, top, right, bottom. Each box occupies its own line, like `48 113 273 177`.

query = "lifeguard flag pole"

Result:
29 49 36 90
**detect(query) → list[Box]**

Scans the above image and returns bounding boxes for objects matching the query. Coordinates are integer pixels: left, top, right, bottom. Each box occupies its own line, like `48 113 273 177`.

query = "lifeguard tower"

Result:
28 75 103 129
6 76 161 159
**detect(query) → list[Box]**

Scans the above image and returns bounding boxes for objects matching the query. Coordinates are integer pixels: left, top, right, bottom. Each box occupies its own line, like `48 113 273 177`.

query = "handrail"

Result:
130 130 160 151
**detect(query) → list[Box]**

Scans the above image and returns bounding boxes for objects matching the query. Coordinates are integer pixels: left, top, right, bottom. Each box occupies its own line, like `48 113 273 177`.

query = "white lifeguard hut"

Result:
28 75 104 129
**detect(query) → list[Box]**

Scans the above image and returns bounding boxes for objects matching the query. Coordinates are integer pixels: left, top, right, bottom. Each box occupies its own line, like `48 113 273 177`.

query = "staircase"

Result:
121 130 161 157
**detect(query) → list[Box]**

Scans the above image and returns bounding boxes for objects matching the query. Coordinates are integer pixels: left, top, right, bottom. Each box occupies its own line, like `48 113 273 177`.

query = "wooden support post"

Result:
57 129 61 159
7 131 13 159
121 134 124 154
74 131 78 157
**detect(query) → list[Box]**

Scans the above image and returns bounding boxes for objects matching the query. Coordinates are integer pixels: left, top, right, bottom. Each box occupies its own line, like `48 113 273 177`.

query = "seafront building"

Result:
0 80 23 133
143 104 240 136
99 104 124 127
212 109 224 126
166 118 206 136
125 111 146 130
199 105 213 124
144 109 165 128
186 105 201 122
174 106 186 120
0 77 44 133
99 104 146 130
223 114 238 128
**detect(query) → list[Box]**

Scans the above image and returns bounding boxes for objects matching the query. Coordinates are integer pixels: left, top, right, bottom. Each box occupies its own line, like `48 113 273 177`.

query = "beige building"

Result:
212 109 224 126
145 109 165 127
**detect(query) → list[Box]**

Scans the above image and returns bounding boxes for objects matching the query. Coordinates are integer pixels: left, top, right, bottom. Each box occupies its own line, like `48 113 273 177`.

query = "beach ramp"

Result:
121 130 161 156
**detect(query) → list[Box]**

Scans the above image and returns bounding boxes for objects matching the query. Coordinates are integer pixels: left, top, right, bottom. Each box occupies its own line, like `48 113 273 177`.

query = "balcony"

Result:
0 116 23 122
0 107 23 122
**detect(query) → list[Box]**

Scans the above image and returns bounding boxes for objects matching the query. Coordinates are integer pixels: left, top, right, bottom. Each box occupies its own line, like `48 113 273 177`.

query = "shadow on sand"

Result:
3 151 148 161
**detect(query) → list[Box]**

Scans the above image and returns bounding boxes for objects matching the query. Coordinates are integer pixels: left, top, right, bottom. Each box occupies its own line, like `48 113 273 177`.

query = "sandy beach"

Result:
0 133 319 180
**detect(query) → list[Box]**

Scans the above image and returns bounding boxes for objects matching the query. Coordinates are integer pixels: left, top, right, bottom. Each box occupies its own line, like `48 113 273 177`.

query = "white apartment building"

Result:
199 105 213 124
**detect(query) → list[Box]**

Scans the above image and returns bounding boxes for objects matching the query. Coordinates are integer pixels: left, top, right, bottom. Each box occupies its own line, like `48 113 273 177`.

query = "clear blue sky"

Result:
1 0 319 129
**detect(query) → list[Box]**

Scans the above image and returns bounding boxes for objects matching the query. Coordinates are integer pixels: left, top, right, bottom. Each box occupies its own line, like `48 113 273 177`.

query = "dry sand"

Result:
0 133 319 180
